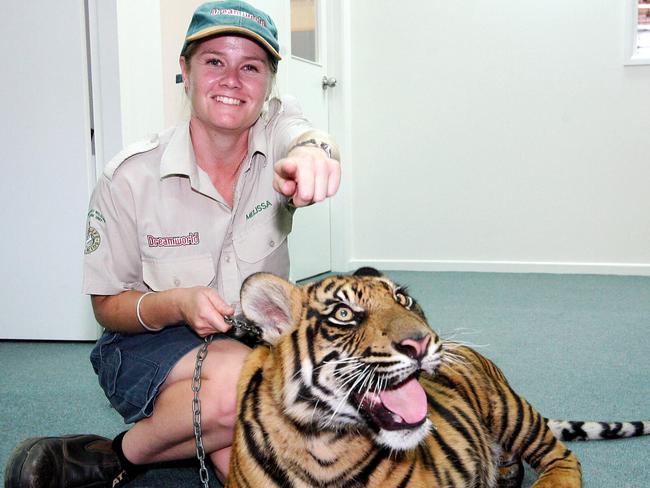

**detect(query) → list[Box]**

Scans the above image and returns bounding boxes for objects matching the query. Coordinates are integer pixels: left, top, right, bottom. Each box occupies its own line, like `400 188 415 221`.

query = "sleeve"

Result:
82 173 144 295
269 95 313 163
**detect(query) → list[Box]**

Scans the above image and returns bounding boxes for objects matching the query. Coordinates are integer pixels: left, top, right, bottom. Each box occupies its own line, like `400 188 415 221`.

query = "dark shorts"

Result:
90 325 227 424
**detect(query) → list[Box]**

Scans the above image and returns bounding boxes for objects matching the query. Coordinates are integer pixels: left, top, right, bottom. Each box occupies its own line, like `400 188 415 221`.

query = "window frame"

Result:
625 0 650 65
290 0 320 64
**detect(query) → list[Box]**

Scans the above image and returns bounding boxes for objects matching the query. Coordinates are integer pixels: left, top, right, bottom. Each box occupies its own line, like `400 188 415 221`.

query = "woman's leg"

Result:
4 334 248 488
121 338 250 479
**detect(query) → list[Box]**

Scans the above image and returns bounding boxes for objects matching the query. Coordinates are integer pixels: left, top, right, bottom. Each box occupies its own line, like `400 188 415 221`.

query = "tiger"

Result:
226 267 650 488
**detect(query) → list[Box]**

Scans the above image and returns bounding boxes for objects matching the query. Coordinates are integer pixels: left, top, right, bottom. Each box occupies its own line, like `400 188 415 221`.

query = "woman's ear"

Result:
240 273 301 345
265 76 274 101
179 56 190 92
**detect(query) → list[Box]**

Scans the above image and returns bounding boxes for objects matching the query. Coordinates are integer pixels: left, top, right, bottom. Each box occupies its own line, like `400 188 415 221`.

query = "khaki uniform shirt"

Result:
83 96 310 308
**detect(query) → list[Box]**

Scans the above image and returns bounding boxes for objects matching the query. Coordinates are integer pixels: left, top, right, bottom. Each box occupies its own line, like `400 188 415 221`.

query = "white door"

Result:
286 0 335 281
0 0 98 340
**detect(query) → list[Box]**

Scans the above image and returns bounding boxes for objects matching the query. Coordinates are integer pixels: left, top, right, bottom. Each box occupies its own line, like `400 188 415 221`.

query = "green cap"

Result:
181 1 281 60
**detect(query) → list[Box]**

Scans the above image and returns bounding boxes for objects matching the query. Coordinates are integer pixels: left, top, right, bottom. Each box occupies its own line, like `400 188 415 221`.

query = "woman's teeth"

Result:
215 96 241 105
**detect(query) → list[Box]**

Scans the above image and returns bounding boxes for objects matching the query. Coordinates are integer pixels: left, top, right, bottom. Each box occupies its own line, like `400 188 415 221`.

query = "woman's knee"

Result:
199 382 238 430
200 339 251 430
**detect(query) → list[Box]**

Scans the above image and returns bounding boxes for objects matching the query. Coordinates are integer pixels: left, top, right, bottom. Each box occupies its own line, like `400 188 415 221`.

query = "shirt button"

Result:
173 277 181 287
269 240 275 248
225 256 231 263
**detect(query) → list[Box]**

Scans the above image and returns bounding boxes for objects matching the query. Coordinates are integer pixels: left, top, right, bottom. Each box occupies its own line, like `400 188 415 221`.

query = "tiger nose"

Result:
394 335 431 360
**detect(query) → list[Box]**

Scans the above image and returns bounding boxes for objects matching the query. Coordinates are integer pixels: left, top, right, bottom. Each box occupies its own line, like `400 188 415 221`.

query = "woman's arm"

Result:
273 130 341 207
92 286 235 336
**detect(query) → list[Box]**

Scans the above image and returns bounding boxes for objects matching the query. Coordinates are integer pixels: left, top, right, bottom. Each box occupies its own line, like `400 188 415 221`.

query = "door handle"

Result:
322 76 337 90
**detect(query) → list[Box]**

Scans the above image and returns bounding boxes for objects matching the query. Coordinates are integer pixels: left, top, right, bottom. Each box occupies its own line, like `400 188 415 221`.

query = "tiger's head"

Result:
240 267 442 451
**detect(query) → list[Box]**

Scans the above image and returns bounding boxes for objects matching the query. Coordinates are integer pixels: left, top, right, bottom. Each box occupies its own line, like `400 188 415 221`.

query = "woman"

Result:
5 2 340 487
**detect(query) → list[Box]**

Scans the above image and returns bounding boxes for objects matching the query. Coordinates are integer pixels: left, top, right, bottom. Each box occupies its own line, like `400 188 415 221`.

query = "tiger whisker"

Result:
329 366 369 404
358 365 374 391
294 356 363 382
442 350 466 361
440 327 481 339
441 350 469 367
442 338 490 350
370 373 387 408
365 372 387 412
294 358 367 424
301 356 363 379
441 345 468 358
324 356 363 364
355 365 379 414
443 357 468 368
333 363 365 374
339 361 366 370
309 397 321 425
333 363 366 381
325 365 373 428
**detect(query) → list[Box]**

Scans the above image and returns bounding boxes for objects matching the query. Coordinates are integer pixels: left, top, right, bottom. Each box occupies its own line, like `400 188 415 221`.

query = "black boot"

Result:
4 434 131 488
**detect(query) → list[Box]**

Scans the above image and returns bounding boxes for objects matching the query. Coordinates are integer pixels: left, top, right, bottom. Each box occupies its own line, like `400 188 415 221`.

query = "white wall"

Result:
0 0 98 339
345 0 650 275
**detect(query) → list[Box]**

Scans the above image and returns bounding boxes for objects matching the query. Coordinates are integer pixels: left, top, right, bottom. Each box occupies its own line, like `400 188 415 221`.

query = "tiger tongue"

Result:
378 377 428 424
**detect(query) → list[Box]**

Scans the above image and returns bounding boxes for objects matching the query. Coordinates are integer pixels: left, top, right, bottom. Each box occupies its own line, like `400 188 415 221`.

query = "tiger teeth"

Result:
392 413 404 423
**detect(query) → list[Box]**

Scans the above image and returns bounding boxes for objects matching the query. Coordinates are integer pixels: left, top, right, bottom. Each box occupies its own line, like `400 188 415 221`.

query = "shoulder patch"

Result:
103 134 160 180
85 225 101 254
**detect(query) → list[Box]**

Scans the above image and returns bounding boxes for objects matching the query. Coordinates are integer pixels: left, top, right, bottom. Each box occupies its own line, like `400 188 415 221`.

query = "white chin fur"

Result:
375 419 433 451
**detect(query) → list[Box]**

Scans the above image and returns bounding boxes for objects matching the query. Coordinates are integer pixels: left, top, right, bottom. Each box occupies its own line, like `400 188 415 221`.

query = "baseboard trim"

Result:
343 259 650 276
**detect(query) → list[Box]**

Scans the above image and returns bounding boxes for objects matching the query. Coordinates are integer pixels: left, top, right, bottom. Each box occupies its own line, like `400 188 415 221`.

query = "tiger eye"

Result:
395 292 412 309
334 306 354 322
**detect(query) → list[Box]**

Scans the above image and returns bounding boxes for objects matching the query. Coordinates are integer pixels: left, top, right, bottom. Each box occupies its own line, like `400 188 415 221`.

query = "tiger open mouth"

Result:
353 375 428 431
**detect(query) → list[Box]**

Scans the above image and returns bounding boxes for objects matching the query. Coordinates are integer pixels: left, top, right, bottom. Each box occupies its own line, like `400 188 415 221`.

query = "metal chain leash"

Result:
224 314 262 342
192 315 262 487
192 333 213 488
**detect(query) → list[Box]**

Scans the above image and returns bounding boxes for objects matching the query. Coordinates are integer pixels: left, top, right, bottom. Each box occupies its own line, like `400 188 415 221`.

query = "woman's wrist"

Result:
288 130 340 161
136 291 163 332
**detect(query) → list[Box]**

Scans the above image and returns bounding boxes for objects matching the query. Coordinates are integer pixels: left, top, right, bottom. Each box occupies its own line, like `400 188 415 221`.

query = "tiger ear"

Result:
240 273 301 345
353 267 383 277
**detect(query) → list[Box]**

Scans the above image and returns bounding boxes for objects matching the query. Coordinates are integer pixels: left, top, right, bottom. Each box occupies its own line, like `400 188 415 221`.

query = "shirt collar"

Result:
160 122 220 200
160 122 197 180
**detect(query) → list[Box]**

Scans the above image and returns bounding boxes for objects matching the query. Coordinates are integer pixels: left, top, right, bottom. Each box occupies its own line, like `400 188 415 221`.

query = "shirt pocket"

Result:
233 207 292 273
142 253 215 291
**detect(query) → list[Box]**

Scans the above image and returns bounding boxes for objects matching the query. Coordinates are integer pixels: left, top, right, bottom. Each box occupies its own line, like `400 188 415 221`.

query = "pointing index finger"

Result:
275 159 298 179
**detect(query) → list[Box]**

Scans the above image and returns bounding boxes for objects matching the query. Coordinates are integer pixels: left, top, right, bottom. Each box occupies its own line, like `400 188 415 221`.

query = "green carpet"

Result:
1 271 649 487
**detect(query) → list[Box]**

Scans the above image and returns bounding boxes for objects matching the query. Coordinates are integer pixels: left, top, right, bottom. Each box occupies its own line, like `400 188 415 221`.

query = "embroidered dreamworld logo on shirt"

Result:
246 200 272 220
87 209 105 223
147 232 200 247
210 8 267 27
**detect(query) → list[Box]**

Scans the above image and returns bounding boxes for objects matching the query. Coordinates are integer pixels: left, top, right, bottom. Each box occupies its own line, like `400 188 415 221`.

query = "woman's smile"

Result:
214 95 243 106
